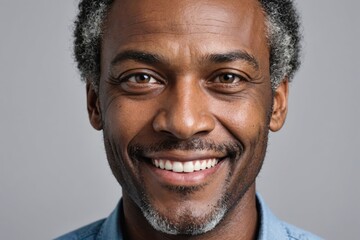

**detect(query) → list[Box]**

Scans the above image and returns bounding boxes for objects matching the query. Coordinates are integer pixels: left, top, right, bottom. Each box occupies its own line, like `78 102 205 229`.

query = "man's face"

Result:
88 0 287 235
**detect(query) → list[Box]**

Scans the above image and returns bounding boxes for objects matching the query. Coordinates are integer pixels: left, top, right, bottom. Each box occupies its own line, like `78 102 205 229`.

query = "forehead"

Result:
102 0 269 68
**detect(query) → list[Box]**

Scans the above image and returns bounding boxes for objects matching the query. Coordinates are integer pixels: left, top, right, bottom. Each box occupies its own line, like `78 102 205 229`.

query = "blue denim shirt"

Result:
55 194 322 240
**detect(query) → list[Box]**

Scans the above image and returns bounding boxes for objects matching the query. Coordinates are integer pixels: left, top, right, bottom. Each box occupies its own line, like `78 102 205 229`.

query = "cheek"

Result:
213 99 270 143
212 98 270 198
102 97 156 146
101 97 154 199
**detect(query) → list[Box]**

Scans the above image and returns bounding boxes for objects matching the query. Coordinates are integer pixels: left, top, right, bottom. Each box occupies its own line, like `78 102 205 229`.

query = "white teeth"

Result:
165 160 172 170
173 162 183 172
152 159 220 173
159 160 165 169
183 162 194 172
200 161 207 170
206 160 212 169
194 161 201 171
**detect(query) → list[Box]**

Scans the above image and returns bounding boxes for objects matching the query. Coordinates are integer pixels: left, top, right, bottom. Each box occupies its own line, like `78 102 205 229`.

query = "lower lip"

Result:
144 159 226 186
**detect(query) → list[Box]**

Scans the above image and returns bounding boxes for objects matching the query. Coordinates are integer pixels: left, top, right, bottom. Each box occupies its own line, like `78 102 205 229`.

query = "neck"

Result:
121 185 259 240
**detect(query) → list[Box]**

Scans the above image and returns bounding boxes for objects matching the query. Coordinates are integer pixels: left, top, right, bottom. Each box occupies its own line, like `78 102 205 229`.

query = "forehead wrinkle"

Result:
200 18 229 24
123 23 238 38
124 31 238 40
107 0 267 44
124 19 168 28
115 4 239 35
125 18 233 27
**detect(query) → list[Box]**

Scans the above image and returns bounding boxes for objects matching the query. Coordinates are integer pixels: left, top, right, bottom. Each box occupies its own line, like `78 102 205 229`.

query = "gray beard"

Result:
139 191 229 235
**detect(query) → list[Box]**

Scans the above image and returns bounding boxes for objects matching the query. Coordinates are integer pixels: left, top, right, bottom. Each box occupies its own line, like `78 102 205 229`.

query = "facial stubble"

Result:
124 139 254 236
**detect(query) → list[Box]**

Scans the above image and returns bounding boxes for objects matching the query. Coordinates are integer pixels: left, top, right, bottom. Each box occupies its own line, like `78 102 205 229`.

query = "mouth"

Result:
138 153 230 187
151 158 220 173
129 140 241 187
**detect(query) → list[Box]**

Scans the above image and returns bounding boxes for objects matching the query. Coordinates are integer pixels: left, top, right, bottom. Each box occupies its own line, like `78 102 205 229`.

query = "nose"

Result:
152 79 215 139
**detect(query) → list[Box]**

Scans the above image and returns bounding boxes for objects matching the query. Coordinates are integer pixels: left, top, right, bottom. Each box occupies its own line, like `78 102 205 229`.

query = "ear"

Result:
86 83 103 130
269 80 289 132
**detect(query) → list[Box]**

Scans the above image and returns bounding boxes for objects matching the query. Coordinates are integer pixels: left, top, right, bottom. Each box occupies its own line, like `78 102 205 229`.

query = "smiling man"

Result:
57 0 321 239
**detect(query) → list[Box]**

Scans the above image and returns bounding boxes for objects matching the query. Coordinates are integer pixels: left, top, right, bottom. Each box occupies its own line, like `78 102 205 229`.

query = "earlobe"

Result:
86 83 103 130
269 80 289 132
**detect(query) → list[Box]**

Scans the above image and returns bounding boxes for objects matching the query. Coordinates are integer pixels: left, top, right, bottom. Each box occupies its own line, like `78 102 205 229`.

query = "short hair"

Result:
74 0 302 91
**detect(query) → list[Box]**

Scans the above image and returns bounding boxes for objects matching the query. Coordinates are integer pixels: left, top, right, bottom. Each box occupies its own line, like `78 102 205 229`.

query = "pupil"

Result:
138 74 149 82
223 74 233 82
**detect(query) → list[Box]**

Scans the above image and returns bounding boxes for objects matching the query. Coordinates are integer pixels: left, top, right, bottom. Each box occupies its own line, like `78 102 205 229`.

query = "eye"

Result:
125 73 158 84
205 71 251 94
108 70 165 95
213 73 245 84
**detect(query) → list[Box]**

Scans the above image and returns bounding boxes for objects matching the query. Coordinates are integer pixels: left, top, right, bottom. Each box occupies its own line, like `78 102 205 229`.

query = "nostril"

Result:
152 103 216 139
152 110 167 133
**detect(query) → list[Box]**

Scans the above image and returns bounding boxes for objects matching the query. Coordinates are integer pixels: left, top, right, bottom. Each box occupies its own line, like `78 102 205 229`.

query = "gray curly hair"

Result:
74 0 302 91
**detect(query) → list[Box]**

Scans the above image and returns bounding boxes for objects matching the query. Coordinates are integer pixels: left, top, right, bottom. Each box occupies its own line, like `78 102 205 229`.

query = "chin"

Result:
139 192 230 236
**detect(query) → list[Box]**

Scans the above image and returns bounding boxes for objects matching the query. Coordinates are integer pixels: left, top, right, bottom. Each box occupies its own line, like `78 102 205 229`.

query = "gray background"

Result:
0 1 359 239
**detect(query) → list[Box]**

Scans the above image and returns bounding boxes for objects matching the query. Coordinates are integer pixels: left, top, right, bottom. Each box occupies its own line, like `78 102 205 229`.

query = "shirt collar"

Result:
256 193 290 240
96 200 124 240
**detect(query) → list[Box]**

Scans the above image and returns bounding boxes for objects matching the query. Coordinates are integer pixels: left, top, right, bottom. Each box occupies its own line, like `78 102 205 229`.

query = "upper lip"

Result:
143 150 226 162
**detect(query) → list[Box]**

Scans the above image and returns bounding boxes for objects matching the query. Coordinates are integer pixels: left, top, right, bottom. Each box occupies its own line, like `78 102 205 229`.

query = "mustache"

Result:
128 138 243 159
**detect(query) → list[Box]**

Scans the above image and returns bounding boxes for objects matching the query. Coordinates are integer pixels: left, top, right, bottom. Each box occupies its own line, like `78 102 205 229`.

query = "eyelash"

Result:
211 73 248 84
109 72 161 84
123 73 158 84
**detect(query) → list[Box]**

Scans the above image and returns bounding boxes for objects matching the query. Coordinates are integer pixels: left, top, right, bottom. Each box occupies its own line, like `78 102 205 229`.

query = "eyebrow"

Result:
110 50 259 70
111 50 163 66
204 51 259 70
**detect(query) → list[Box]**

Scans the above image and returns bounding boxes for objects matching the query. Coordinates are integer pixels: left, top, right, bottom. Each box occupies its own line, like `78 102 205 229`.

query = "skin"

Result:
87 0 289 239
